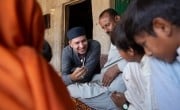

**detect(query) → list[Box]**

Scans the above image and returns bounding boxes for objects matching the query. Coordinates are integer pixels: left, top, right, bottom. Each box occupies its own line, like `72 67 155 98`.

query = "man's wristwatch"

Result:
122 101 129 110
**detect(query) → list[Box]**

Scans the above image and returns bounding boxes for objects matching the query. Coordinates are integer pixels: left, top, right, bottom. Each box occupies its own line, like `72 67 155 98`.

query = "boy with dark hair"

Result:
111 23 157 110
121 0 180 109
122 0 180 62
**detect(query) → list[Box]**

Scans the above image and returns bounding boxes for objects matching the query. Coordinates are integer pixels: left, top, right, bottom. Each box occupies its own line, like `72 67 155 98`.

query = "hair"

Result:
99 8 118 19
112 22 145 55
41 40 52 62
122 0 180 40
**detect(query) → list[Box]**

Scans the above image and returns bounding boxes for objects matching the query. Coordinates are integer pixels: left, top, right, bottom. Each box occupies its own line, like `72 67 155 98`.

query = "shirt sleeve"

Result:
61 47 73 85
107 44 127 72
117 58 127 72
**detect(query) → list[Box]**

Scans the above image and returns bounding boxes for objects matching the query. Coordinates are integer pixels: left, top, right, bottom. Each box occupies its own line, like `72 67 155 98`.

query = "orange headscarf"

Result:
0 0 74 110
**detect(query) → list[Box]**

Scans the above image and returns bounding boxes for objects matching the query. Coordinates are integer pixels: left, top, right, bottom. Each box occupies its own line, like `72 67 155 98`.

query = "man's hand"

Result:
70 67 87 81
102 64 121 86
111 91 127 108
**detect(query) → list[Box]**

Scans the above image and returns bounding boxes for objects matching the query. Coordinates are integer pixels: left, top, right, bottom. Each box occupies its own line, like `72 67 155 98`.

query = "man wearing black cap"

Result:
67 9 127 110
61 26 101 86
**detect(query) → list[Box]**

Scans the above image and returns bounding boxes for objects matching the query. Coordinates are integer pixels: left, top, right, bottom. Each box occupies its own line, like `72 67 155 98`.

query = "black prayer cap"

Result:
67 27 86 40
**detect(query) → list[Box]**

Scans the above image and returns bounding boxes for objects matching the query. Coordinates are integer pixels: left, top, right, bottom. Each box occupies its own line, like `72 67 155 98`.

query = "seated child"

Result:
111 23 156 110
122 0 180 109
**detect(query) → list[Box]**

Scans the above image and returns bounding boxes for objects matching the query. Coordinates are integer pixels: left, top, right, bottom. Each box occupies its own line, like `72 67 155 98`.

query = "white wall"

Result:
91 0 111 54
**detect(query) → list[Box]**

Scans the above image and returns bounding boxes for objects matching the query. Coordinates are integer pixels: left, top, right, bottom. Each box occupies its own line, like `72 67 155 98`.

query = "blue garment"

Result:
61 40 101 85
151 47 180 110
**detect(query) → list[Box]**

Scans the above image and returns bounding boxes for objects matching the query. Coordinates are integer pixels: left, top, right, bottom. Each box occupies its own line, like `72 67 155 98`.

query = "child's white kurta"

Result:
123 55 157 110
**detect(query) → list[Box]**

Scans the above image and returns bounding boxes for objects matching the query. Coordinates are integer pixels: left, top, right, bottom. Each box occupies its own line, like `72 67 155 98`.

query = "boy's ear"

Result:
152 17 172 37
127 48 135 56
115 15 120 22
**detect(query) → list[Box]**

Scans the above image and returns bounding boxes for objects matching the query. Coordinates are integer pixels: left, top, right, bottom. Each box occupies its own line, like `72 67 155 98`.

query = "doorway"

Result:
64 0 93 46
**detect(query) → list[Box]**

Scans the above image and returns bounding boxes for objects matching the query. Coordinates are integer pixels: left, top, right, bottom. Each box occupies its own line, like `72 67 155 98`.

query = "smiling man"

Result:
61 26 101 85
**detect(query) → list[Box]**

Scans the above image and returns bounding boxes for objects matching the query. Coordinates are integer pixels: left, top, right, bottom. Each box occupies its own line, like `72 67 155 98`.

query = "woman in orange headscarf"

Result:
0 0 74 110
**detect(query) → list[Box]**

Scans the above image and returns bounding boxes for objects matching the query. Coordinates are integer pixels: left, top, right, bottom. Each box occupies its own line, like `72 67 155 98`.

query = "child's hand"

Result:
111 91 127 108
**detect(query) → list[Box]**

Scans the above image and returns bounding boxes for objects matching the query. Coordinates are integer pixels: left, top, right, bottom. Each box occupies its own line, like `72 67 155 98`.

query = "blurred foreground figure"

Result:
0 0 74 110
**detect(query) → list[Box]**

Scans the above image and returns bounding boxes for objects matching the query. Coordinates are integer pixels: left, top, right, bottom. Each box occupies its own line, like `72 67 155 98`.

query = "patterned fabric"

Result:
72 98 94 110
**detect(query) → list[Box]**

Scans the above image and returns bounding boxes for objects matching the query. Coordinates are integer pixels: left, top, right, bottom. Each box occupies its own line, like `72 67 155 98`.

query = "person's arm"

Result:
61 47 74 85
102 64 121 86
111 92 129 110
79 40 101 82
102 45 127 86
